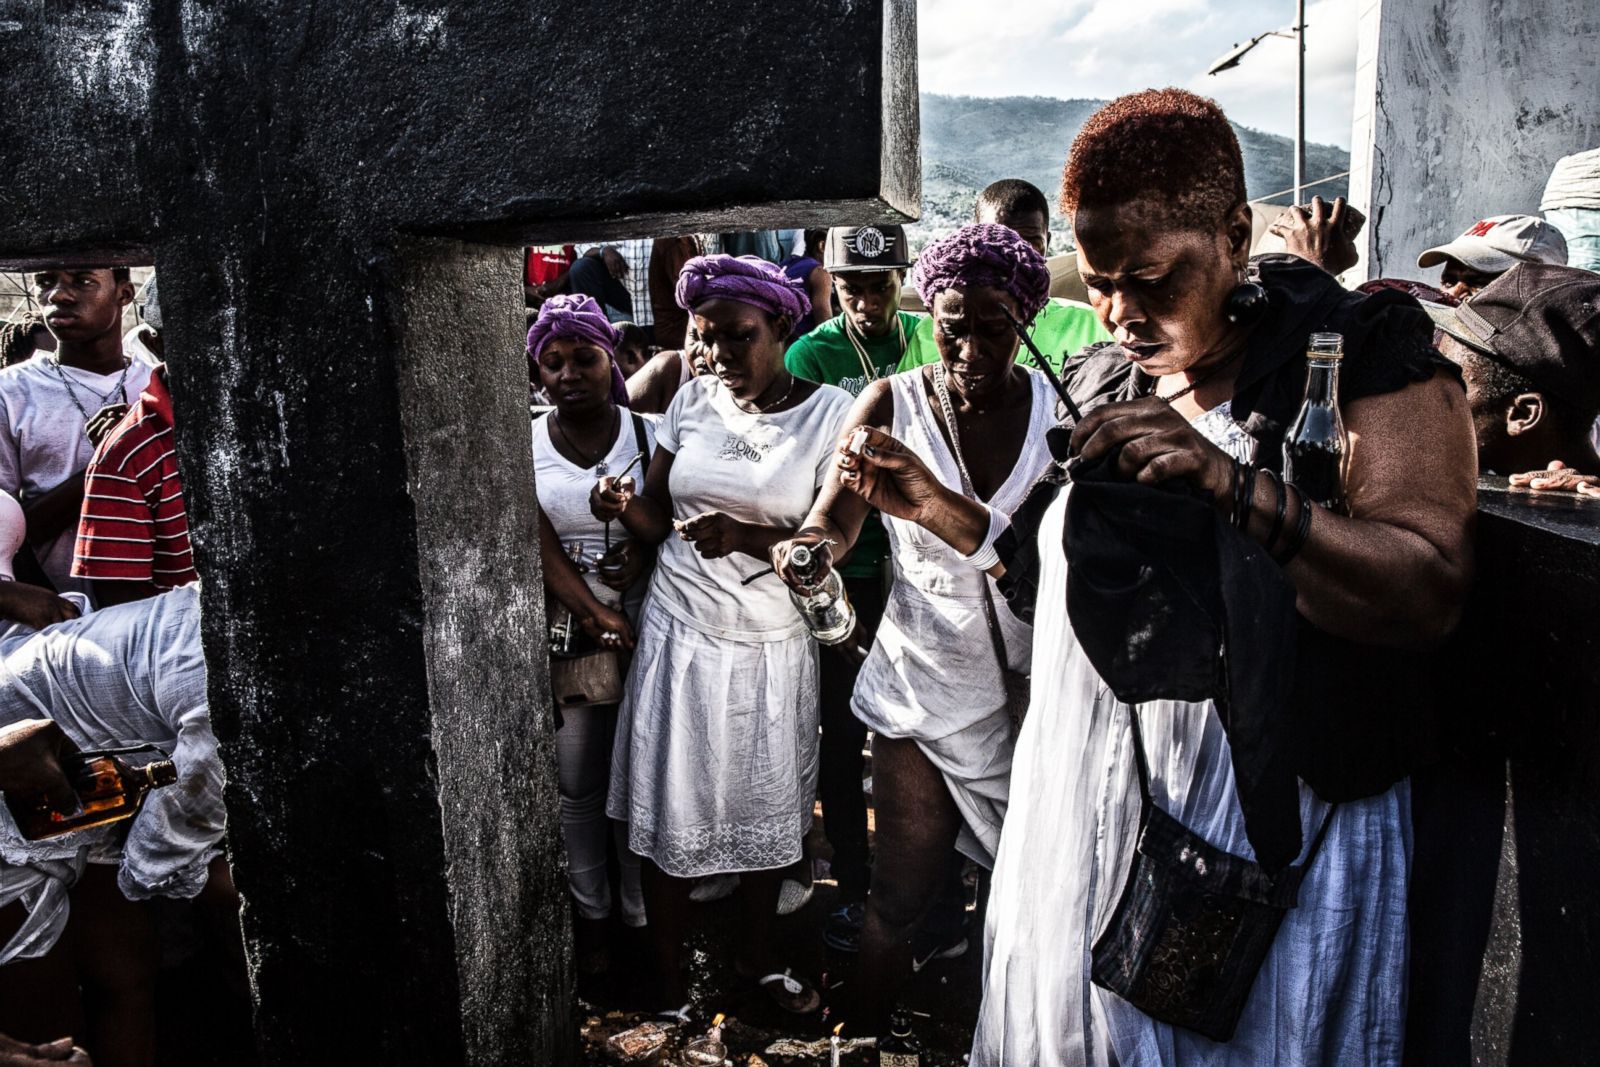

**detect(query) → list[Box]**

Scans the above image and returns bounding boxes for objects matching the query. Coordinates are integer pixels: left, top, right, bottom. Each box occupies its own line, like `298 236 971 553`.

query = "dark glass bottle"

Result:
1283 332 1350 512
8 750 178 841
876 1008 922 1066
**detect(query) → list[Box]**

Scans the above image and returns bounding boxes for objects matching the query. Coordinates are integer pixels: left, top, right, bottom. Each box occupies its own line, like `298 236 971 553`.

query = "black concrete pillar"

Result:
0 2 920 1062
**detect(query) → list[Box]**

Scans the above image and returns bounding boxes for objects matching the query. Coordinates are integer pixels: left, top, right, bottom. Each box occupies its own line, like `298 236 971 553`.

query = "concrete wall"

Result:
1348 0 1600 284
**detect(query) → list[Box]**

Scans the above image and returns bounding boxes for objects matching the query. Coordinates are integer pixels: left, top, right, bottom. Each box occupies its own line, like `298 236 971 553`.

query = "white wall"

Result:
1349 0 1600 284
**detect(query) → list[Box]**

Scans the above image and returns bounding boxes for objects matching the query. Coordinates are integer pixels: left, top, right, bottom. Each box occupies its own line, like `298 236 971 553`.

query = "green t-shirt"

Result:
896 298 1110 375
785 312 922 578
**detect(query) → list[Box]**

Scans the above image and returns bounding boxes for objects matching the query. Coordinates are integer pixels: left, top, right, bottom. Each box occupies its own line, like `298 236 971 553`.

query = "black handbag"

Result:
1090 706 1335 1042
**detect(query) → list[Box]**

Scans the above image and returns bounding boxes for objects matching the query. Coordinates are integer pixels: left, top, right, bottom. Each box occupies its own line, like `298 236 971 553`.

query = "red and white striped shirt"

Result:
72 369 197 588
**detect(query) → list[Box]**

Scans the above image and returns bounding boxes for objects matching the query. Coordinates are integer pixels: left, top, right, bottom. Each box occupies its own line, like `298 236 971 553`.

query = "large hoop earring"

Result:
1224 263 1268 325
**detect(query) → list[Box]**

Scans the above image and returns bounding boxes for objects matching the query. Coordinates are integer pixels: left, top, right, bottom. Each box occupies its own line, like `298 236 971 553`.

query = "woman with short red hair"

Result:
838 89 1475 1064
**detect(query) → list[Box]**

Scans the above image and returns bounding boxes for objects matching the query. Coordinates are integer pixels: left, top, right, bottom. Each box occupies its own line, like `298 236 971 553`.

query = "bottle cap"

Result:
142 760 179 788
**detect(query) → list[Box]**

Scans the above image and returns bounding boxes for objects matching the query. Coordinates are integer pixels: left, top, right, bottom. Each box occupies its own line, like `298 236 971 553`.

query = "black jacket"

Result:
998 255 1462 868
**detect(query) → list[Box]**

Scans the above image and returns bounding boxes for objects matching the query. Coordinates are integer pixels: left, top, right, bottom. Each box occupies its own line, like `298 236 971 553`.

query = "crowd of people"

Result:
0 84 1597 1067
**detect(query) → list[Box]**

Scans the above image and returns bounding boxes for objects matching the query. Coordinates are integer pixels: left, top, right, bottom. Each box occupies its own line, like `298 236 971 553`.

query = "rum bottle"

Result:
8 750 178 841
877 1008 922 1066
787 543 857 646
1283 332 1350 512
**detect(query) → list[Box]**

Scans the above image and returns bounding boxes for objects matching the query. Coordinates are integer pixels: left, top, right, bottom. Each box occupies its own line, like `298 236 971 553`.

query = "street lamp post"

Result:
1294 0 1306 203
1207 4 1307 203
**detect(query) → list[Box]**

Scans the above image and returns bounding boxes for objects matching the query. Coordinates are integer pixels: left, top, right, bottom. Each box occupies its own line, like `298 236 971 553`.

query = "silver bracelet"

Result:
957 505 1009 572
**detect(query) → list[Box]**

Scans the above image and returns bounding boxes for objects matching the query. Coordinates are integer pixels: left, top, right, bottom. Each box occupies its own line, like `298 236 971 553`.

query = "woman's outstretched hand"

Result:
1069 397 1233 501
835 426 950 524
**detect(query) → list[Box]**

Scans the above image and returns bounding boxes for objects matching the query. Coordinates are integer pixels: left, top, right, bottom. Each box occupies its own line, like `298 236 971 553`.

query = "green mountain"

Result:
915 92 1350 250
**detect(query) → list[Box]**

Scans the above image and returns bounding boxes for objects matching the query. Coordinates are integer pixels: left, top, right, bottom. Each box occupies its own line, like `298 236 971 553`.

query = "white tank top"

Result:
852 367 1058 739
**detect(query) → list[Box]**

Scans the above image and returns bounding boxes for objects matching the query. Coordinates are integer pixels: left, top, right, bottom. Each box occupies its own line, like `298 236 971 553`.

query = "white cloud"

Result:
918 0 1361 149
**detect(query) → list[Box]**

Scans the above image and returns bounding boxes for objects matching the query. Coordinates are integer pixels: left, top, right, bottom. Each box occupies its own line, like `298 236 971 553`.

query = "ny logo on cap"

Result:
844 226 888 258
1464 220 1498 238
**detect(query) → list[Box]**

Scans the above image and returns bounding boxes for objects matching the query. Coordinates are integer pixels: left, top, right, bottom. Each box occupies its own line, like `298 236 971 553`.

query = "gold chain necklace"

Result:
730 371 796 415
843 312 905 385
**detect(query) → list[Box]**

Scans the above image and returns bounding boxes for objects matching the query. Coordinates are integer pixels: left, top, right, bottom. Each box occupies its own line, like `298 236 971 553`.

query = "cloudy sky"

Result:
918 0 1360 149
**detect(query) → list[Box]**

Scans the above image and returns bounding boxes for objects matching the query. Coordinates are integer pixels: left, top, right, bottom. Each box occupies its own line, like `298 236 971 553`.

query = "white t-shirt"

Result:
648 374 854 641
0 356 155 597
122 326 163 368
531 409 658 604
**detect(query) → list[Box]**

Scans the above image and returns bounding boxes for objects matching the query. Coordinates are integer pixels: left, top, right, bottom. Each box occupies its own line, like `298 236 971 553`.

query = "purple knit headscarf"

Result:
526 293 629 406
911 223 1053 324
675 254 811 338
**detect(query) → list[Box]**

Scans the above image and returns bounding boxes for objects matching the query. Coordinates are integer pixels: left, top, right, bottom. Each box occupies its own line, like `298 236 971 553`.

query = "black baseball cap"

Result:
1424 262 1600 401
824 225 912 273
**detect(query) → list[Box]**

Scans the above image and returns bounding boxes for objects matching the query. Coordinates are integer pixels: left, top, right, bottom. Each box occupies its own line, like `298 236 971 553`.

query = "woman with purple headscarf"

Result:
592 255 854 1017
528 293 656 985
771 223 1060 1030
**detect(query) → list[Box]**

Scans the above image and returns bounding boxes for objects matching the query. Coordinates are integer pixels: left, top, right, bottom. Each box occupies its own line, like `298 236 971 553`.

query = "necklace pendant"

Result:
595 461 608 476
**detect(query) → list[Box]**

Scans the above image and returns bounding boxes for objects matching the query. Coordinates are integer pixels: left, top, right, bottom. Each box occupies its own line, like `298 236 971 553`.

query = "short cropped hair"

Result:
617 322 649 350
976 179 1050 227
1061 88 1246 229
112 267 130 283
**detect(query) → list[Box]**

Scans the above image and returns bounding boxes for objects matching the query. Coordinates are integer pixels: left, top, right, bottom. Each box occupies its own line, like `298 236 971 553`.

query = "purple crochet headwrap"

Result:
675 254 810 337
526 293 629 406
911 223 1053 324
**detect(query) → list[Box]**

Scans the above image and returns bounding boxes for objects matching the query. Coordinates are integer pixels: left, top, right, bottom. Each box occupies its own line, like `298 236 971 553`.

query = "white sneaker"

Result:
688 872 740 904
776 878 815 916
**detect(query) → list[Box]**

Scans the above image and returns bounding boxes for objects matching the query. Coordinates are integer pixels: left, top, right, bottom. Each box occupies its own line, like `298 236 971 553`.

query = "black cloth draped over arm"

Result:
997 254 1465 871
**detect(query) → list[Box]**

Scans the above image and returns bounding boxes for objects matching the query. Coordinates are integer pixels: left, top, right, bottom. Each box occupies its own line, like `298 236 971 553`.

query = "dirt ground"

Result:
576 801 985 1066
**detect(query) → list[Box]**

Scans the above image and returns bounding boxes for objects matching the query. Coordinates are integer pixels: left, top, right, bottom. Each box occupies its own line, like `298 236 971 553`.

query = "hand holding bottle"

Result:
0 719 79 817
770 530 836 592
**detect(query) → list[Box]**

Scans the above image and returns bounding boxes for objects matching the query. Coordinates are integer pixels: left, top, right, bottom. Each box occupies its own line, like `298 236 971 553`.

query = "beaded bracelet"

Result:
1278 483 1316 565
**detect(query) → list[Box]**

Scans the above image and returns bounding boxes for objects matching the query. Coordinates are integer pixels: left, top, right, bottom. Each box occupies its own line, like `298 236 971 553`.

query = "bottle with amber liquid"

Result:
1283 332 1350 512
876 1008 922 1066
8 749 178 841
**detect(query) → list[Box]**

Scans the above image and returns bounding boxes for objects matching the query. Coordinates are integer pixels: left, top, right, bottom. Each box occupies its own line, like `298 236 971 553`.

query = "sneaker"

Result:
688 872 740 904
910 927 969 972
776 878 814 916
823 901 866 953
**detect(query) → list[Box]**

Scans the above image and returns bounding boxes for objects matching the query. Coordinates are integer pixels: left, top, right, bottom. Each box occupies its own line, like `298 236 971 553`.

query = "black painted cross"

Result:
0 2 917 1062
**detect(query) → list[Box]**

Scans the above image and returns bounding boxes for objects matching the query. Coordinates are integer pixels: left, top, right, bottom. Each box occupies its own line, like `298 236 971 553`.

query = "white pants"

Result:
555 704 644 925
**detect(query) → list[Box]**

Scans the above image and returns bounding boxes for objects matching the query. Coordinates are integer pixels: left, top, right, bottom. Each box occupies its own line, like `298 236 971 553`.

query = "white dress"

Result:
607 375 854 877
972 402 1412 1067
851 368 1057 867
532 410 657 926
0 585 223 963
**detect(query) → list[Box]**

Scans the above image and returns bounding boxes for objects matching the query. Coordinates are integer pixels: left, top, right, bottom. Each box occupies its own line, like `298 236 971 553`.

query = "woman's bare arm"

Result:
1268 373 1476 645
1072 373 1477 648
771 380 895 582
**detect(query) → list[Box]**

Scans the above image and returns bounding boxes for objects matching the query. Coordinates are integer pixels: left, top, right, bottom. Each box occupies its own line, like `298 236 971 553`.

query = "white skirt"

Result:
972 490 1412 1067
607 600 820 877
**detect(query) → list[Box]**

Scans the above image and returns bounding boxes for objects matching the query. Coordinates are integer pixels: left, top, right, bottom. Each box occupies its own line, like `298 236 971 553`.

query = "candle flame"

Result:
833 1022 845 1036
711 1013 725 1027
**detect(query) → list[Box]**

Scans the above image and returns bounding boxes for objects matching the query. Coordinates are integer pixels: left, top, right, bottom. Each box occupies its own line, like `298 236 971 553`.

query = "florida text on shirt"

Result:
716 434 773 463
